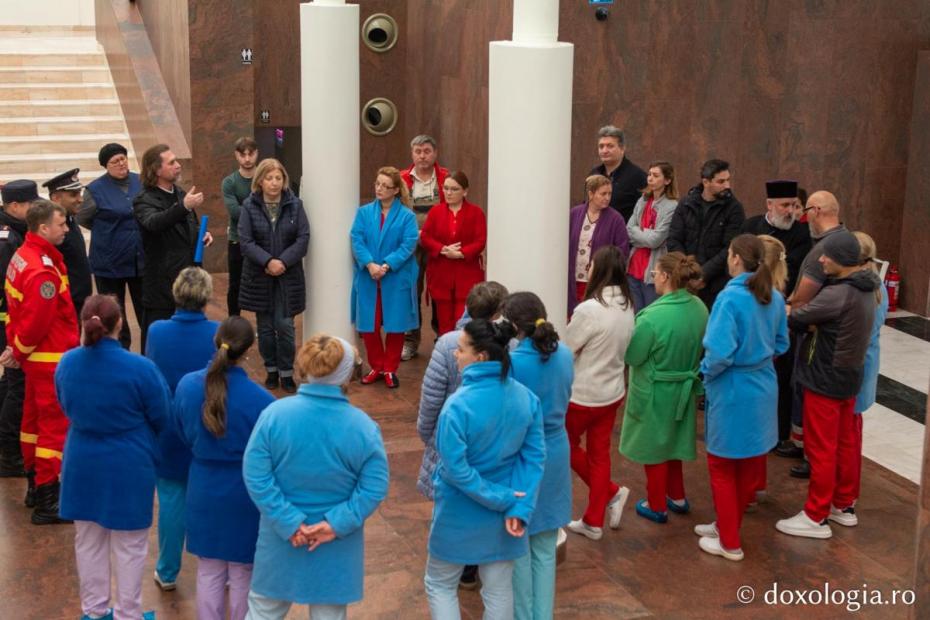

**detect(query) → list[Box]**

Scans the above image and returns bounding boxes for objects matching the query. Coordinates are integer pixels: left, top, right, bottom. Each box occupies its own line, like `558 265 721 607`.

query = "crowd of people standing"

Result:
0 124 889 619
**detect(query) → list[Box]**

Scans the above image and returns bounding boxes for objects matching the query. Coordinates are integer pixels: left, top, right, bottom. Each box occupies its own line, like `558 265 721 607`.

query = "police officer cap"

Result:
1 180 39 205
42 168 83 193
765 180 798 199
98 143 128 167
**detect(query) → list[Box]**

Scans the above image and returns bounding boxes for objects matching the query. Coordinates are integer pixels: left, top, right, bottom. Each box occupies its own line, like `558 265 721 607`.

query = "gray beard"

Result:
768 212 795 231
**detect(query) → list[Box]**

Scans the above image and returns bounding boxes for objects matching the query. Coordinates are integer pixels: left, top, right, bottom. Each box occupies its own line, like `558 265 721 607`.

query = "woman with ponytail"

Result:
500 292 573 619
695 234 788 561
173 316 274 620
244 334 388 619
56 294 170 620
619 252 707 525
425 319 545 620
563 245 636 540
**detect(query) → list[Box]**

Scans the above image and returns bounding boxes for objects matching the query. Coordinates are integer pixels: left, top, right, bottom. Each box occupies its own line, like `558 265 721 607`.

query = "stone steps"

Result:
0 66 112 83
0 83 117 100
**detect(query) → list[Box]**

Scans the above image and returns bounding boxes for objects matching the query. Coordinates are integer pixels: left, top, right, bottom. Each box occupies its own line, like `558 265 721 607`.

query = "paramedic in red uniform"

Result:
2 199 79 525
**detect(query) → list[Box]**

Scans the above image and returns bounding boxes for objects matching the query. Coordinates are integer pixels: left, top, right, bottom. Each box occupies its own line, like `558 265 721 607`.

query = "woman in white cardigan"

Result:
563 245 637 540
626 161 679 311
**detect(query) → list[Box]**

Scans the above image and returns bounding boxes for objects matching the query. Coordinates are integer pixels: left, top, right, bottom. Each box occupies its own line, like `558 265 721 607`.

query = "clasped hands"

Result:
367 262 390 280
265 258 286 276
505 491 527 538
289 520 336 552
440 242 464 260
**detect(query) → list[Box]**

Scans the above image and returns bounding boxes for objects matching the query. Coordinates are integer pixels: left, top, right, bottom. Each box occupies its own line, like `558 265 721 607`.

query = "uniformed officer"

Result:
0 181 33 482
43 169 92 320
2 199 79 524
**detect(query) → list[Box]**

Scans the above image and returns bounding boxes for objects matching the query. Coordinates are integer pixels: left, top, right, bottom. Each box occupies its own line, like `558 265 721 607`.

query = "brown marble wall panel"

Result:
137 0 192 141
915 384 930 620
899 52 930 315
186 0 255 272
94 0 191 163
253 0 301 128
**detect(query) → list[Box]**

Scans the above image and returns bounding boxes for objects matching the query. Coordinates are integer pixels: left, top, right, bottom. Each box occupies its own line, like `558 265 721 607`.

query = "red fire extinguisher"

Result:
885 265 900 312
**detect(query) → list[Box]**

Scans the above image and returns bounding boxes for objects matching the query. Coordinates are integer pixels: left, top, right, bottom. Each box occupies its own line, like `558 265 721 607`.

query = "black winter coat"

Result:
0 209 26 348
59 213 92 315
667 185 745 307
238 190 309 316
133 185 199 309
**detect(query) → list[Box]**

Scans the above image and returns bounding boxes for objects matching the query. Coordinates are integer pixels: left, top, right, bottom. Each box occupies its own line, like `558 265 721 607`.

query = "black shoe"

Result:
264 371 280 390
790 461 811 479
280 376 297 393
31 481 71 525
384 372 399 389
774 440 804 459
459 564 480 590
0 448 26 477
24 470 36 508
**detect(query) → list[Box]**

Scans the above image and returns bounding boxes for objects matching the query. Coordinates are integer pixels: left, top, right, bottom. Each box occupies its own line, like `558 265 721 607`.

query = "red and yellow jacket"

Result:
5 232 79 365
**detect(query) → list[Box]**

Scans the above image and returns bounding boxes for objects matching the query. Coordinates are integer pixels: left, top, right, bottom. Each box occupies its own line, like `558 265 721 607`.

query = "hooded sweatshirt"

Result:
788 269 881 399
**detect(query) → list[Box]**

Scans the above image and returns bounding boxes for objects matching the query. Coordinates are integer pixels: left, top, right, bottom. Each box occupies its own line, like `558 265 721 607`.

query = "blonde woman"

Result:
238 158 310 393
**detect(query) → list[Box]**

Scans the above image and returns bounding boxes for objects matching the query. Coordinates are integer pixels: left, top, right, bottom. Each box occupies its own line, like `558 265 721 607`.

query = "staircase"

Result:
0 26 137 190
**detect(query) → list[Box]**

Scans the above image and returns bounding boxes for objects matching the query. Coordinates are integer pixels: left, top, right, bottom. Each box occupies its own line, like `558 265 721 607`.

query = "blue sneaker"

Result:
143 612 156 620
80 610 113 620
635 499 668 523
667 497 691 514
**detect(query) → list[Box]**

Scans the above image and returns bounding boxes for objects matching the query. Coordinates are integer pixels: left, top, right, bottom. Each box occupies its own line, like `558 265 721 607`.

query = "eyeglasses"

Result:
106 156 128 166
802 205 819 213
374 181 396 190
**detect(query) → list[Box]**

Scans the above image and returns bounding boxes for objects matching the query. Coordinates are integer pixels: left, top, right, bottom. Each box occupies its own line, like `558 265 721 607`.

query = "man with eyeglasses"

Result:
399 134 449 361
78 143 145 350
785 190 847 478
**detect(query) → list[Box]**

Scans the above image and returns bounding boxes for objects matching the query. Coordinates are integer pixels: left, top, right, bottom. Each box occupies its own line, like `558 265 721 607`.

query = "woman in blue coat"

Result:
145 266 220 591
57 294 169 620
174 316 275 620
425 319 546 620
350 166 419 388
243 334 389 619
696 234 789 562
502 292 573 620
238 158 310 394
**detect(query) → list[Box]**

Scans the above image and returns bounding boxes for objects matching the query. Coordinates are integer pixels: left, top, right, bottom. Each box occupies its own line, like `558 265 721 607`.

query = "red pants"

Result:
432 297 465 336
20 363 68 485
852 414 863 503
565 399 622 527
360 288 405 373
643 460 685 512
575 281 587 303
707 453 766 551
803 389 857 521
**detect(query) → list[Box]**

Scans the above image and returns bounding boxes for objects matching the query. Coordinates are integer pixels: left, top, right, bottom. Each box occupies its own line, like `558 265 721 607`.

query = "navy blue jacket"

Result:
145 310 220 480
238 190 309 316
86 172 143 279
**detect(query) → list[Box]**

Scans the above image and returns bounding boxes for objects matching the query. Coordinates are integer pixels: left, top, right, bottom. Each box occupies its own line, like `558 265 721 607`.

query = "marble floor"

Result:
1 275 926 619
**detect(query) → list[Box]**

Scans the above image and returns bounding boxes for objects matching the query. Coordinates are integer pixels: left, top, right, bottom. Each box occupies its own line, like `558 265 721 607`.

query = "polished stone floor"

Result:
0 274 924 619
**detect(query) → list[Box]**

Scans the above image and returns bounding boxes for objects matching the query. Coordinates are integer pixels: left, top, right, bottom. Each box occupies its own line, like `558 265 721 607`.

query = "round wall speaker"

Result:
362 14 398 53
362 98 398 136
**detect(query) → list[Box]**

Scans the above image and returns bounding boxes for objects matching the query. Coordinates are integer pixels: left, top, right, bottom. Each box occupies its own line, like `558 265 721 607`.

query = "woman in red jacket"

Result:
419 171 487 335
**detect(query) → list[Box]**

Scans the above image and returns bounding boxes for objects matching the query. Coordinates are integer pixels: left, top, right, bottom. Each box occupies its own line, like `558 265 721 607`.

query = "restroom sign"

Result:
260 110 270 123
241 48 253 64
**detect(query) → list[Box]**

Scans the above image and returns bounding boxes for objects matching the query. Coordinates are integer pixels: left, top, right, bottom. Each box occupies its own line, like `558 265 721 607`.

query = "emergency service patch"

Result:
0 230 8 239
39 280 56 299
41 256 53 267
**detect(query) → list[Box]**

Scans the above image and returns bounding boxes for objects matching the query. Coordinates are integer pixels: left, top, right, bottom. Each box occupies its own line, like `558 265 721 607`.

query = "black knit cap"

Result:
98 143 128 167
765 179 798 199
821 231 861 267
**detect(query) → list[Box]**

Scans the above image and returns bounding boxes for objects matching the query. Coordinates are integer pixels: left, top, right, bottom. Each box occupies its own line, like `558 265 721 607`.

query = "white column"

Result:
301 0 359 342
486 4 574 332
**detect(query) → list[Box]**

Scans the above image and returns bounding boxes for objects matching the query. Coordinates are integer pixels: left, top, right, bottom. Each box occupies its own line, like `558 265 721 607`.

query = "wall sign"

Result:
241 48 253 64
260 110 270 123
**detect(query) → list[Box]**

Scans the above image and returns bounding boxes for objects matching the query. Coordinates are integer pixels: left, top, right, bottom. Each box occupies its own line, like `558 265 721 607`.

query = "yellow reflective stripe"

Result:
14 335 35 355
35 447 63 460
59 275 69 293
26 352 63 363
0 312 7 321
5 280 23 301
20 432 37 444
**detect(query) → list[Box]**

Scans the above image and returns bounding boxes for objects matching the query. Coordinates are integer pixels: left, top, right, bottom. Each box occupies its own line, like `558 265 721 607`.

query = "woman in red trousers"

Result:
419 171 487 335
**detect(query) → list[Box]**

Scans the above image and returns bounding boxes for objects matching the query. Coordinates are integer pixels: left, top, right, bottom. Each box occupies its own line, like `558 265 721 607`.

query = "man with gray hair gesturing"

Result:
588 125 646 225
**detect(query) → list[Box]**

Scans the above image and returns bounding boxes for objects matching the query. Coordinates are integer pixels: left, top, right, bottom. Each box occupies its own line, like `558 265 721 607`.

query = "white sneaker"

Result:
607 486 630 529
698 535 744 561
693 521 719 538
775 510 833 539
153 570 176 591
566 518 603 541
557 527 567 547
401 343 418 361
828 505 858 527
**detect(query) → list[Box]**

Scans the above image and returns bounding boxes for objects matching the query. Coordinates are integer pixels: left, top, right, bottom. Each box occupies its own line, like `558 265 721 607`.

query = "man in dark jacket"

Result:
667 159 745 308
43 169 93 320
741 179 812 451
133 144 212 353
588 125 646 224
776 231 880 540
0 180 32 478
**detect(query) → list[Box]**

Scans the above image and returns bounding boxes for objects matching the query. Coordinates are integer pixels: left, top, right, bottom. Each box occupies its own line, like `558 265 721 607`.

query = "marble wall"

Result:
901 52 930 316
136 0 191 140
